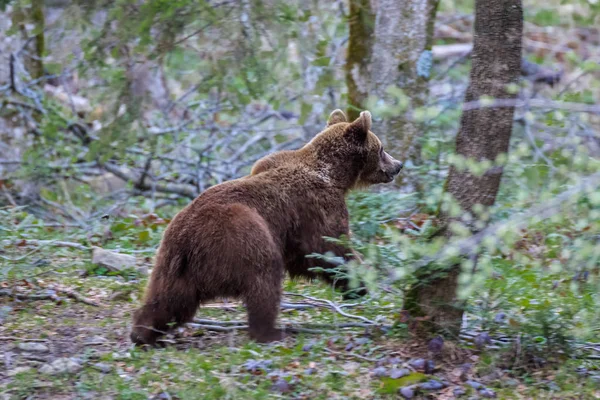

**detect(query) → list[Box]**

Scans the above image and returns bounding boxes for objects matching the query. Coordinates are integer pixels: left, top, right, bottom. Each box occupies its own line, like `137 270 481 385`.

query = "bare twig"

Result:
132 325 169 336
2 239 89 251
14 222 81 229
0 337 49 342
324 347 378 362
459 97 600 115
137 151 155 190
102 162 198 199
417 171 600 268
193 318 245 325
186 323 249 332
46 285 100 307
281 301 318 310
9 54 16 92
283 326 326 334
518 117 555 171
432 43 473 59
284 292 377 324
0 246 46 261
37 197 87 228
191 318 389 331
186 321 376 335
558 70 591 97
1 185 16 207
303 322 391 329
2 99 44 113
0 289 62 303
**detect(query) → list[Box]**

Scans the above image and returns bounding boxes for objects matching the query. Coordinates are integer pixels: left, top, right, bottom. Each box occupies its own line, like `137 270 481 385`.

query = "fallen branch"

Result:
188 318 388 335
186 323 249 332
0 246 45 261
0 337 49 342
1 99 45 114
1 185 16 207
13 222 81 229
0 284 99 307
302 322 392 329
192 318 388 330
186 323 356 335
283 292 377 325
283 326 326 334
102 162 198 199
324 347 378 362
432 43 473 59
280 301 319 310
46 285 100 307
192 300 351 312
0 289 62 303
1 239 154 257
193 318 245 326
2 239 89 251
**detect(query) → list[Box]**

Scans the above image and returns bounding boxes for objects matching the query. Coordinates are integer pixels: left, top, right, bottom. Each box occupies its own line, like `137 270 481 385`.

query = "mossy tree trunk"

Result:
369 0 439 191
405 0 523 336
11 0 45 81
345 0 375 121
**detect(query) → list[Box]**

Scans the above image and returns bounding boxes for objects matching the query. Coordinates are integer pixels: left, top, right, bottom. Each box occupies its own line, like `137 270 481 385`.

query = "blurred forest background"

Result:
1 0 600 398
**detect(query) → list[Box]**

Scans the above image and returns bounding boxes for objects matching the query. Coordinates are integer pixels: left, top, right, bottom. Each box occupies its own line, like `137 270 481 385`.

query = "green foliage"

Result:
378 373 429 394
3 2 600 396
0 0 12 12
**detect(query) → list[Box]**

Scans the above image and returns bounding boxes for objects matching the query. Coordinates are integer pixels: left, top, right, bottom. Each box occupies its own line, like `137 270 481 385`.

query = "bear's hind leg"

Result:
130 278 200 347
244 262 286 343
246 291 286 343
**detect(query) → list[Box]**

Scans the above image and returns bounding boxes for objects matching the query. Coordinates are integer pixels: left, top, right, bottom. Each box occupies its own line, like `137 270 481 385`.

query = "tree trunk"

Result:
405 0 523 336
11 0 45 81
30 0 45 80
369 0 439 191
345 0 375 121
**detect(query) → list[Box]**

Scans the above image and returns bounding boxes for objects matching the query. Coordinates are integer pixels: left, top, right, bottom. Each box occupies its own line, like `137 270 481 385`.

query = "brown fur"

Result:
250 109 350 176
130 110 403 345
250 150 298 176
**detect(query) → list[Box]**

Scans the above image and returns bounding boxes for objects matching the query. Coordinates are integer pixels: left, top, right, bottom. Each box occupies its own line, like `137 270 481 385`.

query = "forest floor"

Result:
0 221 599 400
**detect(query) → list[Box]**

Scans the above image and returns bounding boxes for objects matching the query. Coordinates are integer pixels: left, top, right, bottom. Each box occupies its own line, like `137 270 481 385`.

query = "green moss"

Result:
345 0 375 121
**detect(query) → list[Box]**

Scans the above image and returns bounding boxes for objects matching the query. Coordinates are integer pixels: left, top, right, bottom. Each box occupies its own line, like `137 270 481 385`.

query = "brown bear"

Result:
250 111 371 267
130 109 403 345
250 149 297 176
250 110 346 176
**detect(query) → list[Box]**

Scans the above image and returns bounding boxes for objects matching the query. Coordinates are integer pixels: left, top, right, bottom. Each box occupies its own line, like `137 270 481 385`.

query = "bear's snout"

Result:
392 160 403 176
384 152 403 178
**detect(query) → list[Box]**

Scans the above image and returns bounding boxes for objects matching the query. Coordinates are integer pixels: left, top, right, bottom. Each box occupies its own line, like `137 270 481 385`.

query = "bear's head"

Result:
306 109 403 189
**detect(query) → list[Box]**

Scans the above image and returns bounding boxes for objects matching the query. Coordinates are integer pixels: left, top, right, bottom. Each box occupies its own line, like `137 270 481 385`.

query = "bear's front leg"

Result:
319 245 368 300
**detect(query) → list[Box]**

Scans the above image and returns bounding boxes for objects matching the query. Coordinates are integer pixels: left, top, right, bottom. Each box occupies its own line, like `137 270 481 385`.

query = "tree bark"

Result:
11 0 45 81
369 0 439 190
405 0 523 336
345 0 375 121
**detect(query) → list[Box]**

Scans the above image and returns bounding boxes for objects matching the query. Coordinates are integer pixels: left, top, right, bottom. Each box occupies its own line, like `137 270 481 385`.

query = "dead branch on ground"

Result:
283 292 377 324
46 285 100 307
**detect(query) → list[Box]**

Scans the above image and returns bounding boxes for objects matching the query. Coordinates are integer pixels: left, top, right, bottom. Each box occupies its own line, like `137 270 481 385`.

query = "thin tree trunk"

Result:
30 0 45 80
369 0 439 191
405 0 523 336
345 0 375 121
12 0 45 81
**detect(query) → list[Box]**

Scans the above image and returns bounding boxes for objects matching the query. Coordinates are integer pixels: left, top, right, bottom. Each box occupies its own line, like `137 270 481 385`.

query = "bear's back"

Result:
171 165 345 245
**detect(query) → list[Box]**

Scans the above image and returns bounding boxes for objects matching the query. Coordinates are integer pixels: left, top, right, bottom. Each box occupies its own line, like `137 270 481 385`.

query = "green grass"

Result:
2 201 600 399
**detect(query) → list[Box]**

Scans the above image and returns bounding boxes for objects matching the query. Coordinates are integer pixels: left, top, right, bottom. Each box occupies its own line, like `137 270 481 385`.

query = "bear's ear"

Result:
327 109 348 126
344 111 371 143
